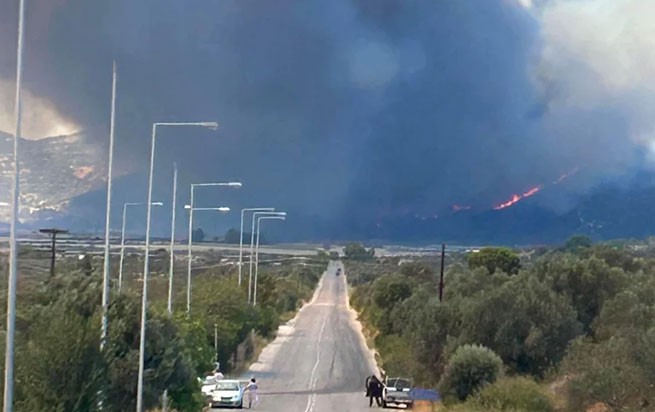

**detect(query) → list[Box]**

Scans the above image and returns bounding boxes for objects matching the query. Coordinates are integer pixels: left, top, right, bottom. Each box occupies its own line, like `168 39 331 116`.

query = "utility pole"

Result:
439 243 445 302
39 228 68 277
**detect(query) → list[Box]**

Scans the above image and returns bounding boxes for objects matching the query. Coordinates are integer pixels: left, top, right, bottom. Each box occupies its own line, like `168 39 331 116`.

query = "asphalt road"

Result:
236 261 380 412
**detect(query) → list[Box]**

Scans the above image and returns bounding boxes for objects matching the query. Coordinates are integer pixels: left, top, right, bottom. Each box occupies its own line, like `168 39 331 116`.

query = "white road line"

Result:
304 300 330 412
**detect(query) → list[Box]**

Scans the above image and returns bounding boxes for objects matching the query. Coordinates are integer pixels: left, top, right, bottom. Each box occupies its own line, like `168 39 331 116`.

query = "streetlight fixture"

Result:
247 211 286 304
186 182 239 313
118 201 163 293
4 1 25 410
136 121 218 412
184 205 231 211
238 208 274 287
253 215 286 306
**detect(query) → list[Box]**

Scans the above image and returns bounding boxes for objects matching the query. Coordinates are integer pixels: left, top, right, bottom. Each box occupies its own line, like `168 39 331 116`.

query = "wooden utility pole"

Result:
439 243 446 302
39 228 68 277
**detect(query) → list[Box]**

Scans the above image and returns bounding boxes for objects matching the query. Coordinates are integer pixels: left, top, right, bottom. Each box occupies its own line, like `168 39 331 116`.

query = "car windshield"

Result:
388 378 411 389
215 382 240 391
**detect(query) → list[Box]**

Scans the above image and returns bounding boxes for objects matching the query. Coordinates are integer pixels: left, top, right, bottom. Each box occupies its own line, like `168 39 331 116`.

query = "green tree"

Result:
371 276 413 308
468 248 520 275
400 261 435 283
438 344 503 401
397 292 456 385
453 273 582 376
223 228 253 245
533 255 628 333
468 377 554 412
192 227 205 242
191 275 260 370
560 277 655 410
370 275 413 334
564 235 593 252
102 293 206 412
316 250 330 263
343 243 375 260
15 290 104 411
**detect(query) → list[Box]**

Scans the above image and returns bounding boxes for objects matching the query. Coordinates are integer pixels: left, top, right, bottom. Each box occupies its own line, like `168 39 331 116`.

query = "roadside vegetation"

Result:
346 237 655 411
0 246 324 411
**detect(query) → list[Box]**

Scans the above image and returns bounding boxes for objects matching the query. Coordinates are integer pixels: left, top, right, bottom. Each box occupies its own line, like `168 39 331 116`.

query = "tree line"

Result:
0 251 323 411
347 237 655 411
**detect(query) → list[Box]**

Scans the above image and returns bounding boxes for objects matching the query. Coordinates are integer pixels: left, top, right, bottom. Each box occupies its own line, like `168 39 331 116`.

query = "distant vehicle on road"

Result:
383 377 414 409
336 267 342 276
209 379 244 409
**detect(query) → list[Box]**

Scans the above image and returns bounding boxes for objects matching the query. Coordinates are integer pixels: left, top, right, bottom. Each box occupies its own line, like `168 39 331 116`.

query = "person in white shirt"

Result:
244 377 259 408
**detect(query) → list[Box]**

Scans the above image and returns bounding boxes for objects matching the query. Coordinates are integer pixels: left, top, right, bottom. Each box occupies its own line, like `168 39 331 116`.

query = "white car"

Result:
210 379 244 409
383 377 414 409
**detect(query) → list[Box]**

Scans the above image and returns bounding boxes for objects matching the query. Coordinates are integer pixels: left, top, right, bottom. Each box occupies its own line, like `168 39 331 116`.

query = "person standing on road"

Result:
365 375 383 407
244 377 259 408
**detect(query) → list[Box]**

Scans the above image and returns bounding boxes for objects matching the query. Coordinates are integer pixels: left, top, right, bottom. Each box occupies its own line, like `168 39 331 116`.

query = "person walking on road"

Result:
244 377 259 408
365 375 383 407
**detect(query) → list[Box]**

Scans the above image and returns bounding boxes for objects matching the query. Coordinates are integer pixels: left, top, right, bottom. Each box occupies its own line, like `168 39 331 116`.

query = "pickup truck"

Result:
383 377 414 409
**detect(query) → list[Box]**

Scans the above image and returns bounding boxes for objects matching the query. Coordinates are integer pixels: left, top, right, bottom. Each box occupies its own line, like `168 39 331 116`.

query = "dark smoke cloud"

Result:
0 0 648 237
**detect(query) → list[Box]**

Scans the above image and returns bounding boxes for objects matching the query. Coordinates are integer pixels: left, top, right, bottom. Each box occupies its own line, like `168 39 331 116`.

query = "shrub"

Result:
343 243 375 260
468 248 520 275
439 344 503 401
562 337 652 411
470 377 554 412
453 274 582 377
375 334 416 377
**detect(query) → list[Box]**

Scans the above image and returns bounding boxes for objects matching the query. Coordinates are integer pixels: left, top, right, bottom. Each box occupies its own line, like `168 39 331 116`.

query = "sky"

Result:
0 0 654 237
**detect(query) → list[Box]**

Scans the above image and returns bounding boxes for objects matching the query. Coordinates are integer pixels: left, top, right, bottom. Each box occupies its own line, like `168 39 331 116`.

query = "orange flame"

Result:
522 186 540 197
493 185 542 210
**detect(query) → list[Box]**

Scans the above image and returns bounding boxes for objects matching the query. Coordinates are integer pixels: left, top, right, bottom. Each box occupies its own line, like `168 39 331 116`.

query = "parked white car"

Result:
210 380 244 409
383 377 414 409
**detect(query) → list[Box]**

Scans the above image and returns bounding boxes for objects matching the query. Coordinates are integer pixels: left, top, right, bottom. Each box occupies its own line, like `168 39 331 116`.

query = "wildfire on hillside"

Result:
493 185 542 210
449 167 582 213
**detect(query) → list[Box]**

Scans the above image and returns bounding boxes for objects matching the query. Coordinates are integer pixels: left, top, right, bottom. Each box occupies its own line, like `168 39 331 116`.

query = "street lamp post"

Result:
238 208 274 287
136 121 218 412
118 202 163 293
4 1 25 410
167 163 178 314
248 211 286 304
253 215 286 306
186 183 238 313
101 61 118 352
